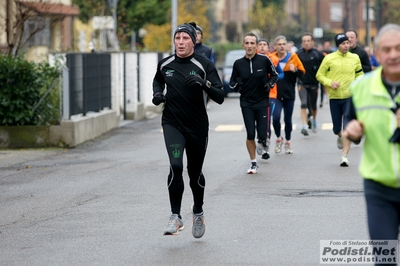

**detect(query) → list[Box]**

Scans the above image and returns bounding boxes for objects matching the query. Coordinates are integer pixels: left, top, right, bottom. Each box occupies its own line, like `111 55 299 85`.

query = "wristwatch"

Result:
206 80 211 88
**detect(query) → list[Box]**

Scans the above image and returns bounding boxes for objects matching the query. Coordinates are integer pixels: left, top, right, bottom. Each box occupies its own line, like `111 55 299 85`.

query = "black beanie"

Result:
196 25 203 35
258 38 268 45
174 23 197 45
335 33 348 47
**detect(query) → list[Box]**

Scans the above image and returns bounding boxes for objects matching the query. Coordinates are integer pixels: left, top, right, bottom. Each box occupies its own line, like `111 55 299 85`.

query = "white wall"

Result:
139 53 158 108
54 51 170 121
125 53 139 116
111 53 123 118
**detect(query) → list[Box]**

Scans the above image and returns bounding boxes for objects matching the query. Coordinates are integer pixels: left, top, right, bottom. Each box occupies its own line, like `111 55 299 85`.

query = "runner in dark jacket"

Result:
193 24 215 108
194 25 214 63
229 32 278 174
152 22 224 238
346 30 372 73
297 33 324 135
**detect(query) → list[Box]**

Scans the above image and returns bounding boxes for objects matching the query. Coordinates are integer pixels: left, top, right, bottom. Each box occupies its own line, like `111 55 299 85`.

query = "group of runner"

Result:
151 22 400 249
230 30 372 174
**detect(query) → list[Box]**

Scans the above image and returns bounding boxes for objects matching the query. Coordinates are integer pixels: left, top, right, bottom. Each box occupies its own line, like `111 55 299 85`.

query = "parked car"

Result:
221 49 245 97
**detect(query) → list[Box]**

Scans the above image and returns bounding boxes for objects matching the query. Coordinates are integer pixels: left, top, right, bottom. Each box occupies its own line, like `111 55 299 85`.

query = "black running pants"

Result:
163 123 207 216
241 105 268 142
364 179 400 266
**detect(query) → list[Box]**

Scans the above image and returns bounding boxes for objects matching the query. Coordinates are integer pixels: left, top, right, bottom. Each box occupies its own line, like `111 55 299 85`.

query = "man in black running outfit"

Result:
193 24 215 108
229 32 278 174
297 33 324 135
194 24 214 63
152 22 224 238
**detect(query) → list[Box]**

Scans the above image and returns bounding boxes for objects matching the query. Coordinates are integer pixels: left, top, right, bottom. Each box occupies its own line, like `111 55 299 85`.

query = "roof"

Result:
18 1 79 16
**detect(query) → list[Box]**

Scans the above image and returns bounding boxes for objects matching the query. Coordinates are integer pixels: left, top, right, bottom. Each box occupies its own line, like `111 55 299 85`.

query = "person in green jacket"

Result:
316 33 363 166
344 23 400 255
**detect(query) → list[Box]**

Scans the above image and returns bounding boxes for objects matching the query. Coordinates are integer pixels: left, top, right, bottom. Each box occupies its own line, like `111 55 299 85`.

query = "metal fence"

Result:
66 53 112 117
57 51 170 121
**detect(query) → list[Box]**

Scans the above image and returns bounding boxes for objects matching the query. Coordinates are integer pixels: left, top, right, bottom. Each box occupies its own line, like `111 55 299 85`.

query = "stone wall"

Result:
0 109 119 148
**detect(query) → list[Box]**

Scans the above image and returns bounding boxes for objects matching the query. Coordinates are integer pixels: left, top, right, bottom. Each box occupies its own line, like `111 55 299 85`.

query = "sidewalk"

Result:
0 148 64 169
0 119 139 169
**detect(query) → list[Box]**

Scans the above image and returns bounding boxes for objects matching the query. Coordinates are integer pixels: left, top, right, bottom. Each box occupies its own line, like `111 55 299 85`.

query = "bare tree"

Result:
247 1 286 41
1 0 53 57
381 0 400 25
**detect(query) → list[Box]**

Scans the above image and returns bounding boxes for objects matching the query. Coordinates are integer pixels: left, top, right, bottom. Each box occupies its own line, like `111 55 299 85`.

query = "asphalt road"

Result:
0 95 371 266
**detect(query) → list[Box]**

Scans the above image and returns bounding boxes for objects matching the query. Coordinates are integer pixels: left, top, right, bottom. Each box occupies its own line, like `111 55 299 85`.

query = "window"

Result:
24 18 50 47
330 3 343 22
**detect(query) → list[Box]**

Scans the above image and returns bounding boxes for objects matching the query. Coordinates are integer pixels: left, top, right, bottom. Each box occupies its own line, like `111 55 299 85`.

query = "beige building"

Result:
214 0 377 46
287 0 377 46
214 0 256 43
0 0 79 62
0 0 379 62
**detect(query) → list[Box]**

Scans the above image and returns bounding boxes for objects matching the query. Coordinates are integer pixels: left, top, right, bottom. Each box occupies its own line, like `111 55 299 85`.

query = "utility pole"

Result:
351 0 357 30
366 0 371 47
376 0 382 30
304 0 308 32
107 0 119 51
244 0 248 23
171 0 178 54
316 0 320 27
343 0 350 31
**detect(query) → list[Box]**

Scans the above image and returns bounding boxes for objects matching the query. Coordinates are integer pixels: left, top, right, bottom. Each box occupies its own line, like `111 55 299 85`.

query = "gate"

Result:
66 53 112 116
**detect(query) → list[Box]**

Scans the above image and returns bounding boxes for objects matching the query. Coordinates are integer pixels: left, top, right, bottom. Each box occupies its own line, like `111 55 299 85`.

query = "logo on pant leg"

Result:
170 144 181 158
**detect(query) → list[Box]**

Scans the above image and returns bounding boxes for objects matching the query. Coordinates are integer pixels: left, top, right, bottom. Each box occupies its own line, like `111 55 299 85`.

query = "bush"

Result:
209 42 243 67
0 55 60 126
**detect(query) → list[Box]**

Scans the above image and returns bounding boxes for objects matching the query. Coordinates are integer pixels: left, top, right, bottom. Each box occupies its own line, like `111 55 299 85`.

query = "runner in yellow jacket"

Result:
316 33 363 166
344 23 400 249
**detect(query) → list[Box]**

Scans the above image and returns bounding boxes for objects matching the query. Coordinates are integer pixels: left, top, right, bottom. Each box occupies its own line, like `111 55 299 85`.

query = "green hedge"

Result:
209 42 243 66
0 55 60 126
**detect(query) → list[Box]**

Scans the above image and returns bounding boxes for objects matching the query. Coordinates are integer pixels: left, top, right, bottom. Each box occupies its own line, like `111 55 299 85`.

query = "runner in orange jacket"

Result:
256 38 284 156
270 35 306 154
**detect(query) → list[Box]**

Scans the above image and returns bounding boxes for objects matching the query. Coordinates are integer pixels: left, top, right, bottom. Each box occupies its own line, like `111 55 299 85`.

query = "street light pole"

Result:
316 0 320 27
171 0 178 54
376 0 382 30
366 0 371 47
108 0 119 50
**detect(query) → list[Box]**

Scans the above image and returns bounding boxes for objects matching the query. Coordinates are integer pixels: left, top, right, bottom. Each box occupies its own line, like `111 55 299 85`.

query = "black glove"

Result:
389 104 400 143
185 74 206 88
263 83 271 94
233 78 244 92
389 128 400 143
152 92 166 106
